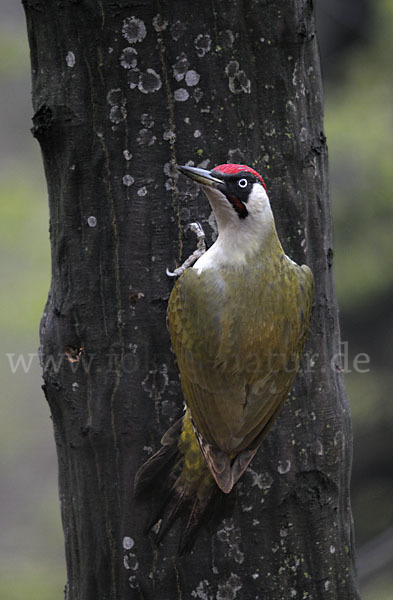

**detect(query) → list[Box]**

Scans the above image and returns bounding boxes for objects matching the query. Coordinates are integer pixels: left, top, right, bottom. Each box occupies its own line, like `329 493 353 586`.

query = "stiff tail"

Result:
134 410 222 553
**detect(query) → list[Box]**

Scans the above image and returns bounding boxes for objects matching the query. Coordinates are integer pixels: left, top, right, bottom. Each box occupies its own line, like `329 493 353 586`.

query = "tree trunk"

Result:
23 0 359 598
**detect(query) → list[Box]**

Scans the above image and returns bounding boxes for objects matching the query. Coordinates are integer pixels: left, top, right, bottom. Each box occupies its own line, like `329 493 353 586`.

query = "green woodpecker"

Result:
135 163 314 548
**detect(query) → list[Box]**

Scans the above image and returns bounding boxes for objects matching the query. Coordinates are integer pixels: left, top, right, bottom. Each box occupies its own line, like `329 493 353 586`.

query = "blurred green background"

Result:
0 1 392 598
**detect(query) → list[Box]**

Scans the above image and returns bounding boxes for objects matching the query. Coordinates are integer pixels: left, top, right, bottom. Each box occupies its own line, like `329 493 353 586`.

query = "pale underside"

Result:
167 241 314 493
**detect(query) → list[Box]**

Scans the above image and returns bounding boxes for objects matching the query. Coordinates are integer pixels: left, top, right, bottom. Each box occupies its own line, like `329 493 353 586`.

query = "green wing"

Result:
167 255 313 492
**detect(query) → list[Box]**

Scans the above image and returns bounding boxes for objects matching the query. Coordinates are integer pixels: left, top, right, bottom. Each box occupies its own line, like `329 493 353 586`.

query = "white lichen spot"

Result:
193 87 204 103
107 89 127 123
123 536 134 550
107 88 122 106
142 364 169 400
216 573 242 600
290 590 297 597
252 573 259 580
123 174 135 186
324 580 331 591
225 61 251 94
127 68 140 90
280 527 289 538
128 575 139 589
152 14 168 32
110 105 127 124
286 99 296 113
136 128 156 146
216 519 244 564
66 51 75 68
300 127 307 142
248 468 273 491
185 69 200 87
292 61 301 89
163 129 176 142
218 29 235 50
277 460 291 474
123 150 133 161
174 88 189 102
191 579 212 599
173 53 189 81
228 148 244 163
163 161 176 178
138 69 162 94
141 113 154 128
197 159 210 169
122 17 147 44
123 555 130 570
72 382 79 392
334 431 344 448
87 216 97 228
194 33 211 57
193 129 201 138
120 47 138 69
330 545 336 554
315 439 324 456
265 125 276 137
171 20 186 41
137 187 147 197
125 552 138 571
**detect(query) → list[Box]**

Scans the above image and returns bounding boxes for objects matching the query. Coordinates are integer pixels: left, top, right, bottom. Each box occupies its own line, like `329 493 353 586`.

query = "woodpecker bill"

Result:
135 163 314 549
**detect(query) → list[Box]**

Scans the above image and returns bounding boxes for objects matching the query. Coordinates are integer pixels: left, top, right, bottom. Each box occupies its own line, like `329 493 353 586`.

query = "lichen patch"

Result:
225 61 251 94
138 69 162 94
66 51 75 68
194 33 211 57
120 47 138 70
122 17 147 44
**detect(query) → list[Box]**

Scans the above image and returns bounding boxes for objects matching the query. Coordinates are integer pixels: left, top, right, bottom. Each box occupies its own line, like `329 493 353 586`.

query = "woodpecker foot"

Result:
166 222 206 277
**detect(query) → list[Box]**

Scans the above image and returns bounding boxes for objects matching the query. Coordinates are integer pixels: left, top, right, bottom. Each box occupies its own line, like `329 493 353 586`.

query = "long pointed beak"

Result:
178 165 223 188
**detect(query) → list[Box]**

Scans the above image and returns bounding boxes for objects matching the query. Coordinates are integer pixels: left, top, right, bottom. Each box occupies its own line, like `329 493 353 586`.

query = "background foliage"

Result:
0 1 391 597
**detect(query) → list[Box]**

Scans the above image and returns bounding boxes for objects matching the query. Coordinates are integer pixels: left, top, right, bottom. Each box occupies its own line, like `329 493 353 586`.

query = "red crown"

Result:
213 163 267 191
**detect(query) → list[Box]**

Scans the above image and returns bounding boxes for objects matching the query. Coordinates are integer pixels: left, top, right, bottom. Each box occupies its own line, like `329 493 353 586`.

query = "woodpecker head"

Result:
178 163 274 237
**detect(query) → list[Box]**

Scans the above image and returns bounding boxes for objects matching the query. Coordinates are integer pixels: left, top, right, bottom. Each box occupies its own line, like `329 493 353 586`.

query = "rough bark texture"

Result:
23 1 359 598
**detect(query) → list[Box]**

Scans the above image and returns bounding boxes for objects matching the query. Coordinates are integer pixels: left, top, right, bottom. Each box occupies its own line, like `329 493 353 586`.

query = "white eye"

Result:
238 178 248 188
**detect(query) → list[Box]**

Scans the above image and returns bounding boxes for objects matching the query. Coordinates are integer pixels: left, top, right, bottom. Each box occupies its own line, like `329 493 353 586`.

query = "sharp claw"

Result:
166 267 179 278
185 222 205 238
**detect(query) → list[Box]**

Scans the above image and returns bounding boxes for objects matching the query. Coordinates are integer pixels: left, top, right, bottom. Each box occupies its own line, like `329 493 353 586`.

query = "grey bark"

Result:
23 0 359 598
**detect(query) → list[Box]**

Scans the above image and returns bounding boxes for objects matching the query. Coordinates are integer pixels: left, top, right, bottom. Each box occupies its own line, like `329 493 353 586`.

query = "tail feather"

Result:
179 495 209 555
133 443 179 498
134 410 221 551
155 489 187 544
